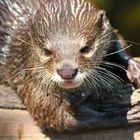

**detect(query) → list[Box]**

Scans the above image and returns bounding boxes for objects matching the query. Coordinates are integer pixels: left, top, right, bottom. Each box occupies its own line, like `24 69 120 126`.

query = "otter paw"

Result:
127 104 140 123
127 59 140 88
130 90 140 106
127 90 140 123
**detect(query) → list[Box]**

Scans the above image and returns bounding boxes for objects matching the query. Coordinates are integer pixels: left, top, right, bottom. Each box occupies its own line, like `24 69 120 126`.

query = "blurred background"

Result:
90 0 140 57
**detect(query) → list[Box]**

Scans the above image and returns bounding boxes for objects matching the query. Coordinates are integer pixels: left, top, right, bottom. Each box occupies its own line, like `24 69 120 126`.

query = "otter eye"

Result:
43 48 52 56
80 43 92 54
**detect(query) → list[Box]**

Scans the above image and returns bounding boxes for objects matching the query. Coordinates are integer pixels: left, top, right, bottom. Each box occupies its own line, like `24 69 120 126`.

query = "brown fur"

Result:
1 0 140 133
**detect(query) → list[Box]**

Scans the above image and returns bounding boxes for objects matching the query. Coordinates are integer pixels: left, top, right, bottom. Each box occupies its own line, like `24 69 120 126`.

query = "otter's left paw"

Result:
130 89 140 106
127 104 140 123
127 90 140 123
127 59 140 88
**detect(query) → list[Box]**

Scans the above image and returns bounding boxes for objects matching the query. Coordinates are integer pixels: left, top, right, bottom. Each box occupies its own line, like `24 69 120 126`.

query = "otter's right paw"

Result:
127 59 140 88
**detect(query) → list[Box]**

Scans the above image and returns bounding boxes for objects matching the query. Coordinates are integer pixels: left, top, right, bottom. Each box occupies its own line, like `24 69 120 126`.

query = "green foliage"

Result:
90 0 140 56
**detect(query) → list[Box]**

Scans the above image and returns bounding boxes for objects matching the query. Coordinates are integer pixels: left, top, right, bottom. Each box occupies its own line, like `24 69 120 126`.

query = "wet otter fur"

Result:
0 0 140 133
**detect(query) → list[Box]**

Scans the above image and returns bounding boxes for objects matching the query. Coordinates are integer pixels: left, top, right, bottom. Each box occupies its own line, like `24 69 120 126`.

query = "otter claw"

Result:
127 105 140 121
130 90 140 106
127 113 140 120
127 109 138 115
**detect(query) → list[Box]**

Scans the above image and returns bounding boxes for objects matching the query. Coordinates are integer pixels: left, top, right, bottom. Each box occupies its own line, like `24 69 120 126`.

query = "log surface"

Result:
0 108 140 140
0 85 140 140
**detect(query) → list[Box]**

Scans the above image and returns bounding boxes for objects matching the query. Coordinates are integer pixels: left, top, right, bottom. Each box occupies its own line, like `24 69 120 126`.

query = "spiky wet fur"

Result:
0 0 130 132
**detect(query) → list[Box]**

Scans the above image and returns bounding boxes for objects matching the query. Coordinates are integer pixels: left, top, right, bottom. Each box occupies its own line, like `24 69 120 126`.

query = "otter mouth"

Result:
59 80 80 89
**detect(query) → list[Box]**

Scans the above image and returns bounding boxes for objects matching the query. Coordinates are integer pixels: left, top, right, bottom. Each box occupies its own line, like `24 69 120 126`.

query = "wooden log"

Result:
0 108 140 140
0 109 47 140
0 86 140 140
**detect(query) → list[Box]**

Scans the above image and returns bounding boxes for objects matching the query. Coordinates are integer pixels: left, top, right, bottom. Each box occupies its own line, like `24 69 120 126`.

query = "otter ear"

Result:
96 10 111 31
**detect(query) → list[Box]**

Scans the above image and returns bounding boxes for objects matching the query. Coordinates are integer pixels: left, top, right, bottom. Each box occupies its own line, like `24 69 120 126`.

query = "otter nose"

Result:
57 65 78 80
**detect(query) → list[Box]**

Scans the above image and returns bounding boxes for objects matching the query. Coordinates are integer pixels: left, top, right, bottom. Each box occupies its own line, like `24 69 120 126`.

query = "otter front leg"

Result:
73 91 140 131
43 103 129 133
63 106 129 132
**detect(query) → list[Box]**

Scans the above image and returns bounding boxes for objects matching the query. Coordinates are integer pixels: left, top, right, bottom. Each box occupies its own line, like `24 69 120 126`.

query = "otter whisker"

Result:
87 71 105 99
88 62 124 82
87 65 123 95
45 80 54 95
89 71 114 97
84 63 121 84
100 61 128 73
14 67 46 87
1 28 32 46
82 72 99 97
27 70 50 92
105 44 133 57
124 40 140 46
37 70 58 95
5 66 44 82
101 39 140 47
94 60 127 73
95 66 124 82
98 30 113 42
94 71 114 94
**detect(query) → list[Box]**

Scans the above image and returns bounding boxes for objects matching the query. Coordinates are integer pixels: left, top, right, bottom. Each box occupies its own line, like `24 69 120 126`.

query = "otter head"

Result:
30 0 112 90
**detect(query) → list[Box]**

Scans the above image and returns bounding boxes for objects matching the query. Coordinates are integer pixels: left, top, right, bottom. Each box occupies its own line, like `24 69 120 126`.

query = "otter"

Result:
0 0 140 133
